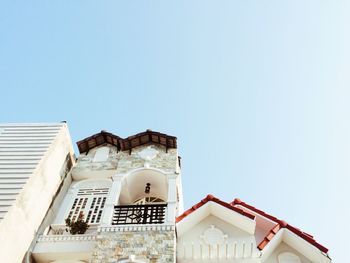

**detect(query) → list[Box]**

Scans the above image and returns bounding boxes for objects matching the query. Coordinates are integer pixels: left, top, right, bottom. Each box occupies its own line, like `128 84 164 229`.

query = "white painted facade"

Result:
0 125 331 263
176 200 331 263
0 123 75 263
31 134 181 263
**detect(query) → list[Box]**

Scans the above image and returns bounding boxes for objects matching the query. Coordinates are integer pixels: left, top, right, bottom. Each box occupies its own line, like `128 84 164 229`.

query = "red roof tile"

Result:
231 198 328 253
176 194 255 223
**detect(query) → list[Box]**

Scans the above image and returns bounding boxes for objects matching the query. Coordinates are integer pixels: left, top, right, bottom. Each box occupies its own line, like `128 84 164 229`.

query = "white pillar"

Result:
101 175 123 226
166 174 178 224
52 186 77 225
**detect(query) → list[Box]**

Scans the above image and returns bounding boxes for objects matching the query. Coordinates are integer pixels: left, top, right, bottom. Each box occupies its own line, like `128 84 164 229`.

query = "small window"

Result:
278 252 301 263
93 146 110 162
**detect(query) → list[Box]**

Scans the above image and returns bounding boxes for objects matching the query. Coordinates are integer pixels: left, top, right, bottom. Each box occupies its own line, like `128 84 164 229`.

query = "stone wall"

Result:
116 145 178 175
73 144 177 177
73 146 119 173
92 227 176 263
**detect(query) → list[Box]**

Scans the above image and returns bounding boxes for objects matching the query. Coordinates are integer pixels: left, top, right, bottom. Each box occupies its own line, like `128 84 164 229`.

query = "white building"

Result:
0 124 331 263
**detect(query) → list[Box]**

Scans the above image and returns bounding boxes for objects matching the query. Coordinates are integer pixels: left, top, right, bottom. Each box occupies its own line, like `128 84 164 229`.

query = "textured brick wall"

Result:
92 228 176 263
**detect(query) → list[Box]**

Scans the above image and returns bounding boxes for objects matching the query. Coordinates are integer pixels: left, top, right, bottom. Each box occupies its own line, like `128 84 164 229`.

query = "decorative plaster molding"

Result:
200 225 227 245
138 146 159 161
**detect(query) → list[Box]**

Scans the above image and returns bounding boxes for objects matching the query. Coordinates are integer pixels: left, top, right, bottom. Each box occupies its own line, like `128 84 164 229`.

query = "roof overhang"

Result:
77 130 177 154
260 228 331 263
177 195 256 237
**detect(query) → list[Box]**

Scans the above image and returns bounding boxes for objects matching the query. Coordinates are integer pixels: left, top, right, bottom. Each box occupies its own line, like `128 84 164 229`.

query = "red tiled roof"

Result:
176 194 255 223
231 198 328 253
77 130 177 153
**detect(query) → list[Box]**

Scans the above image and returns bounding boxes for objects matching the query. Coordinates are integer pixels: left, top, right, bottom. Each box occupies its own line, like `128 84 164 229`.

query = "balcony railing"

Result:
112 204 166 225
45 224 98 236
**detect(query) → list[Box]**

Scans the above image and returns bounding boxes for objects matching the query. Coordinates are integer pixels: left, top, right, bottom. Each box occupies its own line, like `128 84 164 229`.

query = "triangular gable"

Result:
231 198 330 262
176 195 256 237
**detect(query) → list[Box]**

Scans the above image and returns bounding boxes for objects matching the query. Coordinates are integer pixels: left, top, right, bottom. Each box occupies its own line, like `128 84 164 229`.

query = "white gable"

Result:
264 242 311 263
177 201 259 262
261 229 331 263
177 202 256 237
177 214 259 261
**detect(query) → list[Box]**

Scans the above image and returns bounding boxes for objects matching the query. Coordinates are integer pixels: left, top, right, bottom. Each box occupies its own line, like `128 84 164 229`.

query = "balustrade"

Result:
112 204 166 225
178 241 259 260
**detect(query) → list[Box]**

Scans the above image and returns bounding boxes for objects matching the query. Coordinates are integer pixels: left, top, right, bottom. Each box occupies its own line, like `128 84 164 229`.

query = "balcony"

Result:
32 204 171 262
45 223 98 235
32 224 98 263
112 204 167 225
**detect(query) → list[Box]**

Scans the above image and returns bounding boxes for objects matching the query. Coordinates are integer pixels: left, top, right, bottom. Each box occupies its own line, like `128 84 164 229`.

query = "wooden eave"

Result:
77 130 177 154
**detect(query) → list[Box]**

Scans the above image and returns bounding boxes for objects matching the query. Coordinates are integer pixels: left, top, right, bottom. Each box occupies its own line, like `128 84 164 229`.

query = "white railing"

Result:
177 241 260 260
37 234 97 242
99 223 175 233
43 224 99 236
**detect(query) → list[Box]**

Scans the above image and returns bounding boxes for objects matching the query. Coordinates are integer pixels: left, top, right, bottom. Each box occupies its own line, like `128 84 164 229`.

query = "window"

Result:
67 185 109 224
93 146 110 162
133 196 165 205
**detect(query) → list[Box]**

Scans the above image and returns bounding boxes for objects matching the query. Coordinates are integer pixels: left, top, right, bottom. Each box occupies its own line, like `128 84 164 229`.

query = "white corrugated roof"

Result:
0 123 65 221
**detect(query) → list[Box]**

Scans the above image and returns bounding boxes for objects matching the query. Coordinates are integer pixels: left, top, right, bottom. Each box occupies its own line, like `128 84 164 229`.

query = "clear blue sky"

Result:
1 1 349 261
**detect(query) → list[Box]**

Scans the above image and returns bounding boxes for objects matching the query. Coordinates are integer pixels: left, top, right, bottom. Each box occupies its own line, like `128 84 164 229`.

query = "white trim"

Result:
70 178 112 188
123 166 174 177
37 234 96 242
99 224 175 233
260 228 331 263
278 252 301 263
260 228 285 262
177 202 256 237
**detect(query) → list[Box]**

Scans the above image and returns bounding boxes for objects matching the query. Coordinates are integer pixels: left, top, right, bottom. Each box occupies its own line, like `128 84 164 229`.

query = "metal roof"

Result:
0 123 65 222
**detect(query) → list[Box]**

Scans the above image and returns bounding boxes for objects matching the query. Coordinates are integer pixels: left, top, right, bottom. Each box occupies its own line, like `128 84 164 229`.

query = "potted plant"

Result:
65 212 89 235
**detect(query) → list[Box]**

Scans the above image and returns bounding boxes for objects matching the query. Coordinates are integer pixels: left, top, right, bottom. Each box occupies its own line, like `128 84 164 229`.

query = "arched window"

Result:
278 252 301 263
133 196 165 205
66 180 111 224
118 168 168 205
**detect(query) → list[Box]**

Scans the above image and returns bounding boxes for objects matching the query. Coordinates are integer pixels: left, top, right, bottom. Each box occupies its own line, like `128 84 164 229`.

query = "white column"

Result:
101 175 123 226
166 174 178 224
52 186 77 225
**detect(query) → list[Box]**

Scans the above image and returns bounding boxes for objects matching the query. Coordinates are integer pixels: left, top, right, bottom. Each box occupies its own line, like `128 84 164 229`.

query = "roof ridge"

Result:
176 194 255 223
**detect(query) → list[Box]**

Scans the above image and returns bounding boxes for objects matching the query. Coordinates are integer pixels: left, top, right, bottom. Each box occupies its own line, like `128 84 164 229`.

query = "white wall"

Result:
263 242 312 263
0 125 74 263
177 215 257 261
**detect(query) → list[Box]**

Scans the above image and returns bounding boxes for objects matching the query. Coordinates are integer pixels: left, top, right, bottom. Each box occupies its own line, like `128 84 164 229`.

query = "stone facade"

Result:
92 227 176 263
116 145 178 174
26 129 331 263
73 143 178 263
72 144 177 176
73 146 119 173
